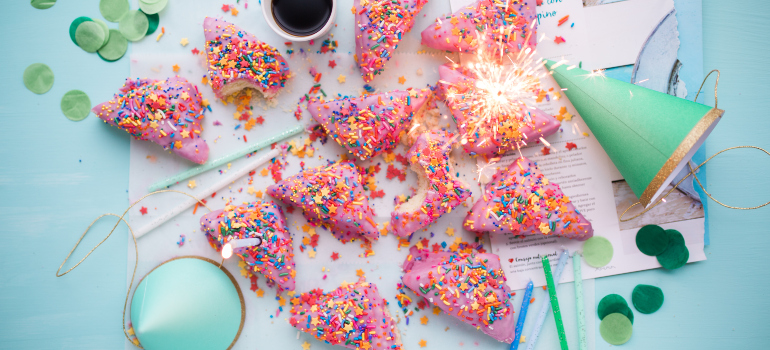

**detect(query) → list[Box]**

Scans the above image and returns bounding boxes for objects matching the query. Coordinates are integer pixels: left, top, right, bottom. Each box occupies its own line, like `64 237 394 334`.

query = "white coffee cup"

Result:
261 0 337 42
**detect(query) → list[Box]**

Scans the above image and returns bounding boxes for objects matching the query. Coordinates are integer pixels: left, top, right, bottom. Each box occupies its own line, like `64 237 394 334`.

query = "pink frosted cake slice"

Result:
203 17 290 100
267 161 379 243
438 64 560 156
92 76 209 164
289 277 402 350
402 246 517 343
420 0 537 56
390 130 472 237
200 200 296 292
307 89 432 161
464 156 593 240
355 0 429 83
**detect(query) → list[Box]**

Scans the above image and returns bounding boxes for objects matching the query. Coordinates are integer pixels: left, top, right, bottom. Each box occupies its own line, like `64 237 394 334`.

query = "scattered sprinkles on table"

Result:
267 161 380 243
354 0 429 82
91 76 209 164
464 156 593 240
203 17 290 100
420 0 538 56
307 88 432 161
391 130 472 237
289 278 403 350
200 200 297 292
402 246 517 343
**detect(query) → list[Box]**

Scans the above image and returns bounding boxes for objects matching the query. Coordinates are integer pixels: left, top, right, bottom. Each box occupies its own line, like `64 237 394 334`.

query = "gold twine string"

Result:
620 70 770 221
55 190 212 348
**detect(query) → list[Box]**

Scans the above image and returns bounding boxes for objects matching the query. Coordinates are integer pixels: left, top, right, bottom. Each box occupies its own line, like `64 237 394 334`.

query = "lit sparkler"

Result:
440 23 548 152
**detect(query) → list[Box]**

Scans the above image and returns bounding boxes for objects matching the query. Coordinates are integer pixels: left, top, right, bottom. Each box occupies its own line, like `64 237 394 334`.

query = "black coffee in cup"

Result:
272 0 333 36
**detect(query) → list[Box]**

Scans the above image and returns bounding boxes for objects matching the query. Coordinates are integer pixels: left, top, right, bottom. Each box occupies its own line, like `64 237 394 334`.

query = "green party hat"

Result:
545 60 724 207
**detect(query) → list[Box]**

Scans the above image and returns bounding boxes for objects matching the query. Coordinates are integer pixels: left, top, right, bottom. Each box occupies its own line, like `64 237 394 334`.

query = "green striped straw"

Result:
543 255 569 350
147 125 304 192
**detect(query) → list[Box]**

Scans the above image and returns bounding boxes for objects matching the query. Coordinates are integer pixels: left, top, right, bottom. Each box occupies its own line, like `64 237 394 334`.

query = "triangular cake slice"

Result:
402 246 517 343
439 64 560 156
390 130 472 237
267 161 380 242
289 277 403 350
355 0 429 82
203 17 290 100
464 156 593 240
420 0 537 55
308 89 432 160
92 76 209 164
200 200 296 292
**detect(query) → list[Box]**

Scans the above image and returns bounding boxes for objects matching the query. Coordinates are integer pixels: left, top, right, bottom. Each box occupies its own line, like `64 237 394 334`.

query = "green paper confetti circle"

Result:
600 313 633 346
657 229 689 270
98 29 129 62
99 0 130 23
92 19 111 49
636 224 669 256
139 0 169 15
143 10 160 35
69 16 92 45
75 21 107 53
61 90 91 121
119 10 149 42
31 0 56 9
583 236 614 268
632 284 664 314
598 294 634 324
23 63 55 95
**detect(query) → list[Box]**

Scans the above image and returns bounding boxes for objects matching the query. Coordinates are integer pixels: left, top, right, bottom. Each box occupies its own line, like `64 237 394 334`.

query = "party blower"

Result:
544 60 724 208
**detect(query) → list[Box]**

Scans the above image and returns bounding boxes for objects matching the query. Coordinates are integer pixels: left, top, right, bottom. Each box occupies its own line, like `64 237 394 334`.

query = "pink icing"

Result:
438 64 561 156
200 200 296 292
267 161 380 243
307 89 431 161
203 17 290 99
402 246 516 343
289 278 402 350
92 76 209 164
391 130 472 237
464 156 594 240
355 0 429 83
420 0 537 55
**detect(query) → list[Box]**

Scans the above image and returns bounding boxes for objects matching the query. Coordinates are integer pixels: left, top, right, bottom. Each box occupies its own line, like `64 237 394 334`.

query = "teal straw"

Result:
573 253 587 350
147 125 303 192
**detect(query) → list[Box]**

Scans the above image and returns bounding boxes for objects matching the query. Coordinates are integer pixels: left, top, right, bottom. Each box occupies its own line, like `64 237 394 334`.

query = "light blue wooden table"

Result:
1 1 768 349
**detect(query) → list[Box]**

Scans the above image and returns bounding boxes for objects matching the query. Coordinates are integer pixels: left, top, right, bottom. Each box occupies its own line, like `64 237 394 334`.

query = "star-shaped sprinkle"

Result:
420 315 429 325
256 289 265 297
172 64 180 73
419 339 427 347
308 250 316 258
566 142 577 151
191 47 200 55
554 36 566 44
254 190 263 198
328 60 337 68
188 180 196 189
541 147 550 155
180 130 190 138
337 74 346 83
331 252 340 261
247 186 255 195
398 76 406 84
302 341 311 350
356 269 365 277
149 121 158 129
433 306 441 315
231 7 239 16
446 227 455 236
139 206 148 215
201 99 210 108
180 38 189 46
221 4 230 11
